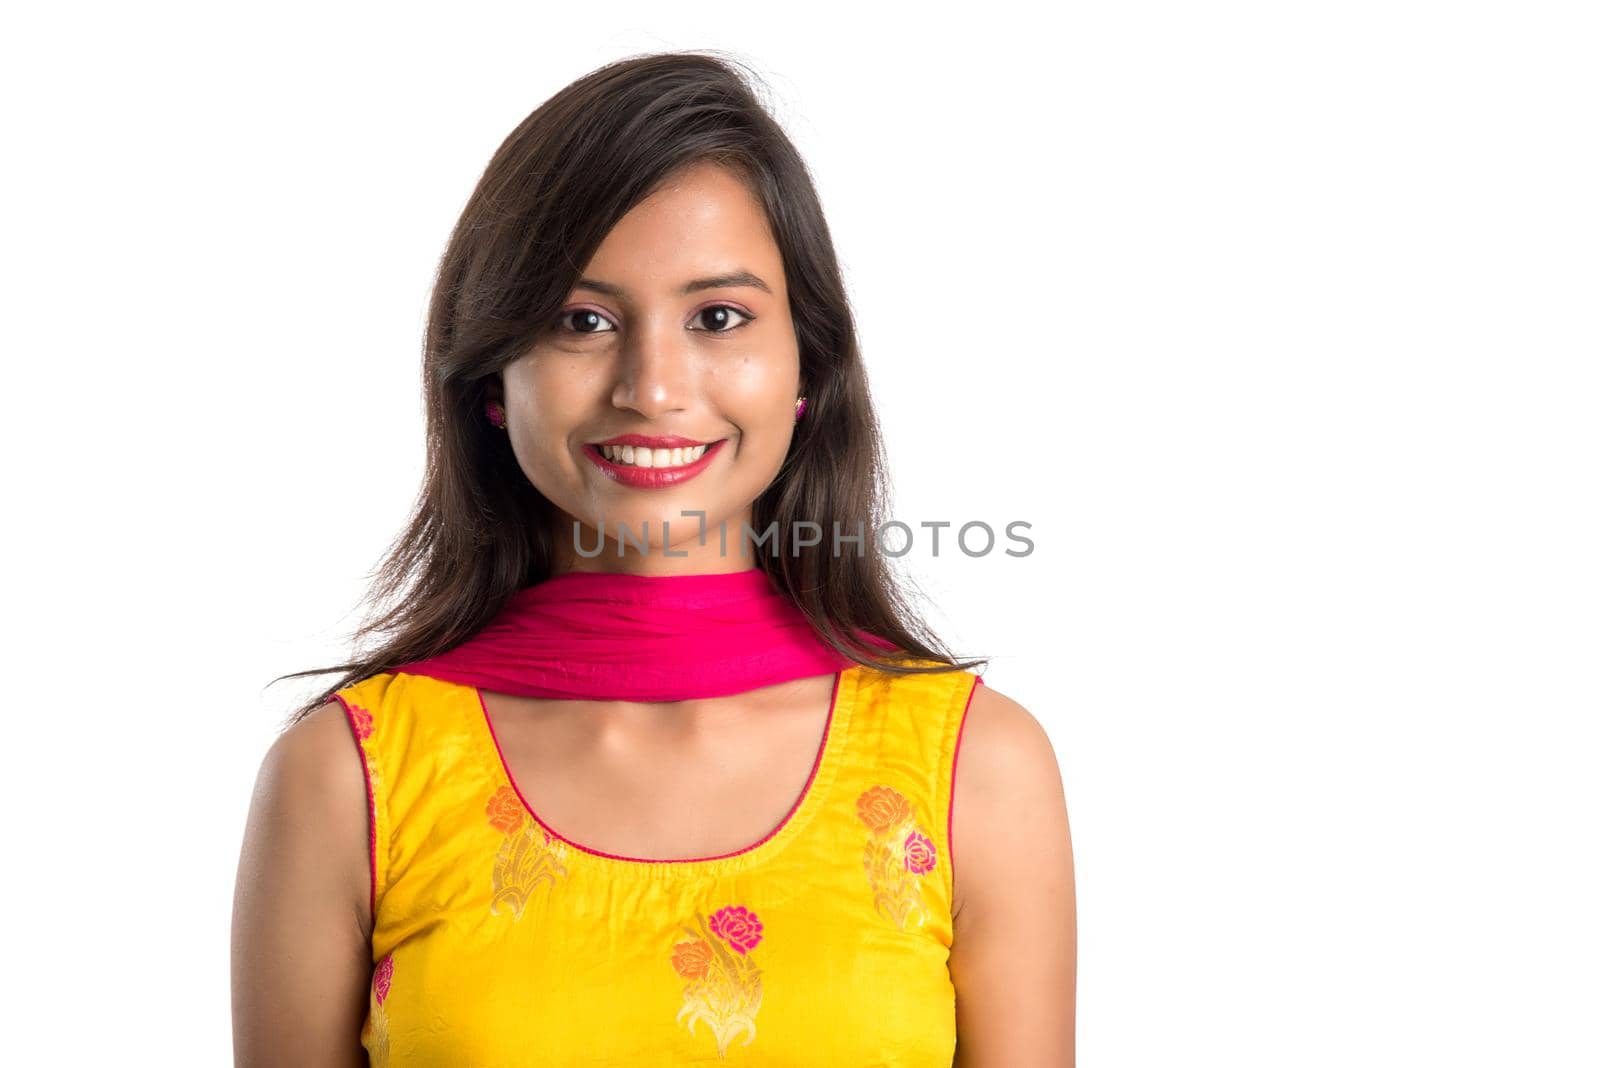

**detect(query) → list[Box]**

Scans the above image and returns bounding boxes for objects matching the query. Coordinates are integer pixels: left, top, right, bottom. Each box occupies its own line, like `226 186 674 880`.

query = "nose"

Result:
610 317 692 418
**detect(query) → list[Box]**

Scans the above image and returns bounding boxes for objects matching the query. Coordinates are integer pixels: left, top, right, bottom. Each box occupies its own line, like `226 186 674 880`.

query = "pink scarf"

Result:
391 567 893 701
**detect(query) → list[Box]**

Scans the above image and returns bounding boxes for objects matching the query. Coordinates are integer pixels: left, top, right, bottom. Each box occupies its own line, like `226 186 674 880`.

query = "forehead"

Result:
579 162 784 293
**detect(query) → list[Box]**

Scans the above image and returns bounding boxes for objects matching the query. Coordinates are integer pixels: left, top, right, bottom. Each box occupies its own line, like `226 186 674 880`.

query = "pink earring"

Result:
485 400 506 429
794 396 808 421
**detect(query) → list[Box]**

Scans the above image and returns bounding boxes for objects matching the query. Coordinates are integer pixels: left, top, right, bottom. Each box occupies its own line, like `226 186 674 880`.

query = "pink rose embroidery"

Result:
365 952 394 1061
373 954 394 1006
709 905 764 955
903 830 937 875
348 703 373 741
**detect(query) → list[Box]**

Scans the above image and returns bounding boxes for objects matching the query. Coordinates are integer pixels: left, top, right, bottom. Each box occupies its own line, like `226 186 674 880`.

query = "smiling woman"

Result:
231 49 1075 1068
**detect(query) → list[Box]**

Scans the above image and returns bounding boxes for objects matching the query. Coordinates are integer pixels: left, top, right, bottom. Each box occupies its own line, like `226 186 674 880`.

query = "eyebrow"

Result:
572 269 773 298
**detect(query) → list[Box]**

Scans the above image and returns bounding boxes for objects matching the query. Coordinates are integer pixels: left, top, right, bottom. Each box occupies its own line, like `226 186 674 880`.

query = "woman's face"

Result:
497 161 801 573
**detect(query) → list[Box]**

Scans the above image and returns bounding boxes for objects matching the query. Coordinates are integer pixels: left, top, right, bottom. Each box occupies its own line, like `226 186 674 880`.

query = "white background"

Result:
4 1 1595 1064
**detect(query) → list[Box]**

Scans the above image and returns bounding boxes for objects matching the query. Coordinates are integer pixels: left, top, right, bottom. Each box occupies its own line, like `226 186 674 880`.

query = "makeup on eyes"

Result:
555 303 756 336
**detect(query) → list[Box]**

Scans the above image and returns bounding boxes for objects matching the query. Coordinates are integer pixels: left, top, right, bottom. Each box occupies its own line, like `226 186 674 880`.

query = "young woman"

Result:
231 51 1076 1067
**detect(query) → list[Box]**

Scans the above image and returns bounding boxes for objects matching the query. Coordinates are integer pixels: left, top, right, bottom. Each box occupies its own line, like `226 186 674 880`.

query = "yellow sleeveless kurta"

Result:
332 660 981 1066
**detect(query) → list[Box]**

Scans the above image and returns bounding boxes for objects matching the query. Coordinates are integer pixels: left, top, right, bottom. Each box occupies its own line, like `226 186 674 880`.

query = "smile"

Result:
598 443 709 468
581 437 727 489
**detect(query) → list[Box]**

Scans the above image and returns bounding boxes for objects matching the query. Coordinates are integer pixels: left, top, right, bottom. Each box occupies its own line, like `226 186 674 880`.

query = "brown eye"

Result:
559 309 615 334
690 305 754 333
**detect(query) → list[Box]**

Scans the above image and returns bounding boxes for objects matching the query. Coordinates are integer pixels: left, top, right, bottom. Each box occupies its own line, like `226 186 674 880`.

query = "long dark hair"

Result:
273 50 987 728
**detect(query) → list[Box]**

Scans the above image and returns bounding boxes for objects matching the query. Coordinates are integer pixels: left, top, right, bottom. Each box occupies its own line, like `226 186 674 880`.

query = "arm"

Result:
231 702 375 1067
949 684 1077 1066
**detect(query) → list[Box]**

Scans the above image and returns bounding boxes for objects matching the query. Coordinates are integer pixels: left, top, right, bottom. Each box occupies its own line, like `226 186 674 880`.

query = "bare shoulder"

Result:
261 700 367 794
243 700 373 933
253 701 373 899
950 683 1066 907
232 700 374 1067
949 681 1077 1066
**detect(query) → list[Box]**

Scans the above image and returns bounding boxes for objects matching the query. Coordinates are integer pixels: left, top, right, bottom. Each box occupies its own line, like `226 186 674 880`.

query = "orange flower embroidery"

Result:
485 785 568 920
856 784 937 929
856 785 912 832
672 905 765 1057
485 785 526 834
671 938 712 980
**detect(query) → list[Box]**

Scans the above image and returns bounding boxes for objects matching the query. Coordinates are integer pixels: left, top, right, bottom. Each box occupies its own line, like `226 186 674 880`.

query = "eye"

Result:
689 304 755 333
557 308 616 335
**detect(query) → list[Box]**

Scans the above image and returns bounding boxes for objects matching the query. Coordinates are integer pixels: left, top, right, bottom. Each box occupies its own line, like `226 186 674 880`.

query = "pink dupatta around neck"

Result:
390 567 893 702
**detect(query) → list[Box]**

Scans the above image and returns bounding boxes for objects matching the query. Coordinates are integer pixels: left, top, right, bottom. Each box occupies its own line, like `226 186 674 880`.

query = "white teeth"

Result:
600 443 708 467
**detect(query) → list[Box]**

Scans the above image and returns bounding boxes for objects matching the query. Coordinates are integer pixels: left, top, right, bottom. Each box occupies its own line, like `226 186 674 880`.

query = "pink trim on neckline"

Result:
476 670 847 866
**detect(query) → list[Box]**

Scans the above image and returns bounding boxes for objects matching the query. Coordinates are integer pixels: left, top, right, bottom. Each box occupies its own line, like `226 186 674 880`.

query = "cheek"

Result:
505 358 557 420
507 356 599 429
715 351 800 428
502 361 587 477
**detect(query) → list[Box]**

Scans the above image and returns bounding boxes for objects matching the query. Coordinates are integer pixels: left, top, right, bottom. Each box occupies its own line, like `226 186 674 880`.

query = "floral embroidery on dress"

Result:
671 904 765 1057
856 784 938 929
485 784 568 920
363 953 393 1064
347 702 374 741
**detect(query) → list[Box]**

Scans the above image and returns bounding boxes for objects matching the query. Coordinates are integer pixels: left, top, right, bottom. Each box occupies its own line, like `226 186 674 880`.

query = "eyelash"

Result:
553 304 755 337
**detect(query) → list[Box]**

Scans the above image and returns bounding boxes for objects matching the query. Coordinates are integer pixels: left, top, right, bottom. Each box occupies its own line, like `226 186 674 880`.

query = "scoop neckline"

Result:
473 666 859 876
